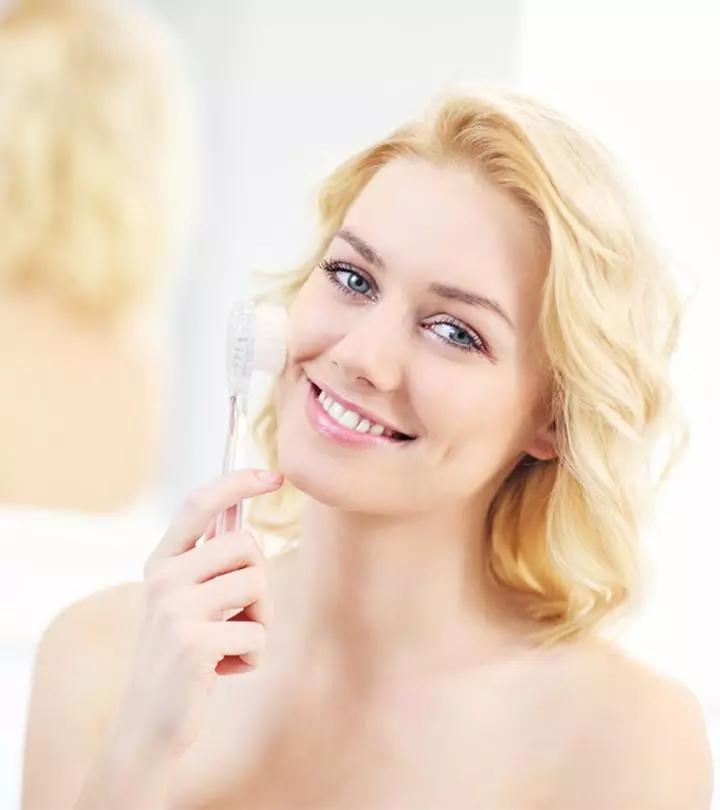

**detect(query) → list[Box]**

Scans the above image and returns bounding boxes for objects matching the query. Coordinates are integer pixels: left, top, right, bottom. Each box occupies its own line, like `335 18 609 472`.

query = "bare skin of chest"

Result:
167 653 589 810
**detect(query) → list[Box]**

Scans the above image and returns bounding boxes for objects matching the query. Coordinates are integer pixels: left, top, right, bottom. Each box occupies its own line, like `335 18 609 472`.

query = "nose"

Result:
328 302 409 393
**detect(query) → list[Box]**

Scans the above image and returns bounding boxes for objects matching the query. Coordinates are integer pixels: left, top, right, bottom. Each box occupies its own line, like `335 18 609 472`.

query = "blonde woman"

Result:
0 0 193 512
23 89 712 809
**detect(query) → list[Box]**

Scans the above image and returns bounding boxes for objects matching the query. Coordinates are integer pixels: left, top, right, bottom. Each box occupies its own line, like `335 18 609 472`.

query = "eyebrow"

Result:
337 228 386 270
428 283 515 332
335 228 516 332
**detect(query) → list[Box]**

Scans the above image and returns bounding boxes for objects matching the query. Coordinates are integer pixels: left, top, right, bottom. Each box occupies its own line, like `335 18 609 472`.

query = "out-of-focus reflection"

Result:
0 0 195 514
0 0 196 669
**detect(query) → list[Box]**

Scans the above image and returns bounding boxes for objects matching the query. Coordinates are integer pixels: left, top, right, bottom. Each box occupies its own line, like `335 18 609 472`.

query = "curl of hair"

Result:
0 0 196 324
247 87 688 647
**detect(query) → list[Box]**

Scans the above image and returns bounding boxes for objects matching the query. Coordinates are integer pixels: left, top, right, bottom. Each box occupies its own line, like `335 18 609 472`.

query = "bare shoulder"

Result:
552 638 714 809
21 582 145 810
31 580 145 678
27 580 145 727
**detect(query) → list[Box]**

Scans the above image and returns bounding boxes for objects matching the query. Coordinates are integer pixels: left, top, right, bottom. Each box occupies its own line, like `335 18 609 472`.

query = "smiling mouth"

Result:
309 383 416 442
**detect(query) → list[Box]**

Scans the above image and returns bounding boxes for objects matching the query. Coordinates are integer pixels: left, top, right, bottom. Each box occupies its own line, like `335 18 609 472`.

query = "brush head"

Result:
226 300 288 397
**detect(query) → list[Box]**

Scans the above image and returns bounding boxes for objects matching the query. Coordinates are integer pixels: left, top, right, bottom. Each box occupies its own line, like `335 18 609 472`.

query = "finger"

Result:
241 592 273 628
236 650 261 669
170 530 264 585
209 620 267 662
195 567 267 620
154 470 283 560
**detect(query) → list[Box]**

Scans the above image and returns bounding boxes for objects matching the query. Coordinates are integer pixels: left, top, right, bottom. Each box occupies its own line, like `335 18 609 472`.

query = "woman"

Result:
0 0 194 513
22 89 712 809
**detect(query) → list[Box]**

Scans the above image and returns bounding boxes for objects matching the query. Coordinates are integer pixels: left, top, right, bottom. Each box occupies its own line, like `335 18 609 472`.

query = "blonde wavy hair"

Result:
0 0 195 324
248 88 688 647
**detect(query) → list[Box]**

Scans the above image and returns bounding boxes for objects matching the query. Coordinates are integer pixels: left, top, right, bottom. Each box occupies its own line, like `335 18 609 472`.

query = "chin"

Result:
276 435 374 512
274 434 415 517
278 445 455 520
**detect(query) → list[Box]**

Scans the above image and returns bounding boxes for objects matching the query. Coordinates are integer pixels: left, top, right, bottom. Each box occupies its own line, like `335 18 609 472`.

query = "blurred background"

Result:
0 0 718 806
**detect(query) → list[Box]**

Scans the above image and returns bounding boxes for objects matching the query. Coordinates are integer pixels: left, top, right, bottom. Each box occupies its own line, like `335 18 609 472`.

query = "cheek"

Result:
286 277 341 365
419 369 533 451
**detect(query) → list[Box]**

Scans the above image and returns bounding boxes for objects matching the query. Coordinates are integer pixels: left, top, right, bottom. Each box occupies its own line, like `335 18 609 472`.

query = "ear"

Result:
524 420 557 462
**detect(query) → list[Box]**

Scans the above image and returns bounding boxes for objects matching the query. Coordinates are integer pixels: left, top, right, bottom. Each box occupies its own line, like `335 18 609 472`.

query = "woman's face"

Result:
275 157 555 516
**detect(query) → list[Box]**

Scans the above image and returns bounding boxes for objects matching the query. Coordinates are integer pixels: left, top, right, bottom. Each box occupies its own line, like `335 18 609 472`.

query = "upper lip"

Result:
307 375 415 438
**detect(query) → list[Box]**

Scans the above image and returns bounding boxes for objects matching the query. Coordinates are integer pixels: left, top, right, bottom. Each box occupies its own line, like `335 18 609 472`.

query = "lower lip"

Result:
305 382 407 448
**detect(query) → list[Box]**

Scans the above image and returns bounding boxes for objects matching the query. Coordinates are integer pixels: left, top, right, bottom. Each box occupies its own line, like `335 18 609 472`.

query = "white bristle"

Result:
226 300 288 397
252 304 288 374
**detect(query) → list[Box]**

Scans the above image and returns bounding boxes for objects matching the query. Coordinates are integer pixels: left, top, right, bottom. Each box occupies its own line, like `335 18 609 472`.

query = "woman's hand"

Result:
113 469 284 759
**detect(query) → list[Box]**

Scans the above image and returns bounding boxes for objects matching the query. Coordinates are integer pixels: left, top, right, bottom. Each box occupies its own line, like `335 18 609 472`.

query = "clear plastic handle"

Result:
215 395 247 536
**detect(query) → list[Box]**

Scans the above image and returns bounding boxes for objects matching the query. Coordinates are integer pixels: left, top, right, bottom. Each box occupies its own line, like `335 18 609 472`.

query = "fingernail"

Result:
255 470 281 483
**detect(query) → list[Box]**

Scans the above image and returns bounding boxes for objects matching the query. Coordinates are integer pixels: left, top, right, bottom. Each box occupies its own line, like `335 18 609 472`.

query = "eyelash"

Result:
318 258 490 357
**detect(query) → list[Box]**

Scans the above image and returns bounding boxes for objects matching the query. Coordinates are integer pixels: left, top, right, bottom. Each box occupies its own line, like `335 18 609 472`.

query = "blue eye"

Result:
319 259 490 357
425 317 488 355
433 322 473 346
320 259 376 300
342 270 373 295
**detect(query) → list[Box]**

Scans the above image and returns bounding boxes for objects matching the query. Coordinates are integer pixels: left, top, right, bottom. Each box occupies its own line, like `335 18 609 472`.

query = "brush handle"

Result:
216 395 247 536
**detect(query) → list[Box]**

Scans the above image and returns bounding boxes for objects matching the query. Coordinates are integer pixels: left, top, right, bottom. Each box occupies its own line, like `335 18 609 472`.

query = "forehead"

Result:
339 158 548 333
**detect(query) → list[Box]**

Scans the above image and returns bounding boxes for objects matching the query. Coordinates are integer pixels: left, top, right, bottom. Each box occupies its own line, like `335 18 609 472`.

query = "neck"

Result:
277 494 532 690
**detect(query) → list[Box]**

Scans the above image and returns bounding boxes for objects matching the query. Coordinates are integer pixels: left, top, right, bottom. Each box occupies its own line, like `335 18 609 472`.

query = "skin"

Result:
0 288 162 511
21 159 713 810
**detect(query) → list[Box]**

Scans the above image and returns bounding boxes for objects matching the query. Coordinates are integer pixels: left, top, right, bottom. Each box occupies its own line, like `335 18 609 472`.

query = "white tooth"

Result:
318 390 326 404
329 402 345 421
369 423 385 436
355 419 371 433
322 397 333 412
338 410 360 429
